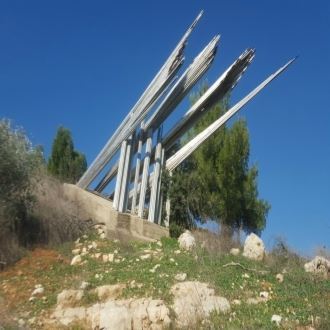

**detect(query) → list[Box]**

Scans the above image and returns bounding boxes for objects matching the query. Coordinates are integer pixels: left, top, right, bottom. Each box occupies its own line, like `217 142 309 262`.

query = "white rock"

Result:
304 256 330 277
140 254 151 260
72 248 80 255
232 299 241 305
276 273 284 283
102 254 109 263
230 248 240 256
178 230 196 251
94 253 101 259
18 319 25 327
100 233 106 239
50 297 171 329
70 255 82 266
32 287 44 296
29 296 36 302
242 273 250 279
149 264 160 273
82 235 88 239
97 228 104 235
170 258 175 263
80 281 89 290
156 241 162 247
242 233 265 261
271 314 282 326
174 250 181 255
171 281 230 328
174 273 187 281
108 253 114 262
259 291 269 299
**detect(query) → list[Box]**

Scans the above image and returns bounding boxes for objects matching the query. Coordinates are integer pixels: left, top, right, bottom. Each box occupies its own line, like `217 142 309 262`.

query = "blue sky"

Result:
1 1 329 255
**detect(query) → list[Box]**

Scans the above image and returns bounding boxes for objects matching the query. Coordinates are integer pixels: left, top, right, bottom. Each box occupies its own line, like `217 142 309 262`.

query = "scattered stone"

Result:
259 291 269 299
18 319 25 327
102 254 109 263
97 228 104 235
70 255 82 266
171 281 230 327
157 241 162 247
276 273 284 283
178 230 196 251
32 285 44 296
75 238 80 244
230 248 240 256
100 233 106 239
113 239 119 243
149 264 161 273
242 233 265 261
17 270 23 276
80 281 89 290
232 299 241 305
242 273 250 279
108 253 114 262
114 259 120 264
174 250 181 255
29 296 36 302
246 297 265 305
271 314 282 326
57 289 84 308
94 253 101 259
170 258 175 263
95 284 126 300
82 235 88 239
28 317 36 325
72 248 80 255
304 256 330 278
140 254 151 260
174 273 187 281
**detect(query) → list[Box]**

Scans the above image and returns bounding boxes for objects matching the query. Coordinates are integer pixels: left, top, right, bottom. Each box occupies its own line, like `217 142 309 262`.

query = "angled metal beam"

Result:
77 11 204 189
166 57 297 171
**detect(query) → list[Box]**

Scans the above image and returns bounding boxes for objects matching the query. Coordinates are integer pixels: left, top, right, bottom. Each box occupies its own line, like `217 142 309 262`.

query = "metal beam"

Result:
166 57 297 171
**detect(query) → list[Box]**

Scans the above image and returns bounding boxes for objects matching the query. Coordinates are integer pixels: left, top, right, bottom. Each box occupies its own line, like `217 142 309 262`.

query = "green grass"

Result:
0 230 329 329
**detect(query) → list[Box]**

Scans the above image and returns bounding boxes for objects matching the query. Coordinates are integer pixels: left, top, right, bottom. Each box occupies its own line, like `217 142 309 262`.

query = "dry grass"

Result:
0 174 90 268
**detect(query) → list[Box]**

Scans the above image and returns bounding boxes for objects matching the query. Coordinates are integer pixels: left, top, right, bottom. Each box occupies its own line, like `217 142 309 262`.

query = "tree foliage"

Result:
168 86 270 237
48 127 87 183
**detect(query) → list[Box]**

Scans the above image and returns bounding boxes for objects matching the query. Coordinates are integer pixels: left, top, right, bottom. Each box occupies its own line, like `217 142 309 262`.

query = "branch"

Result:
222 261 269 274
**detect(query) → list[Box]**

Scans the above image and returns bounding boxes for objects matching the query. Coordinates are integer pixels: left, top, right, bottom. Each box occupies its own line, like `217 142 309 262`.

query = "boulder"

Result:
178 230 196 251
304 256 330 278
70 255 82 266
50 297 171 329
170 281 230 327
242 233 265 261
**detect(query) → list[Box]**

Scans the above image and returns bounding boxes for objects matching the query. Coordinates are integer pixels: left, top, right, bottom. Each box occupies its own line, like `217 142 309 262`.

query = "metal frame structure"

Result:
77 11 295 226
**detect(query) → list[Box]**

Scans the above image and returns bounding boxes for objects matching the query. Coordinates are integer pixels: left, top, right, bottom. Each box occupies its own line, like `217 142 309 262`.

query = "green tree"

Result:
48 127 87 183
168 86 270 239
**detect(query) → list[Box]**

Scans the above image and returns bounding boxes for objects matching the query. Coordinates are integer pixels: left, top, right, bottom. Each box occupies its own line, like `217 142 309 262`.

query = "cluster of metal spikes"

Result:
77 10 296 225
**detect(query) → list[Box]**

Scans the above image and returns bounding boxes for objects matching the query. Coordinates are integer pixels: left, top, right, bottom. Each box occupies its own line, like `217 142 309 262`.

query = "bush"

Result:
0 120 89 267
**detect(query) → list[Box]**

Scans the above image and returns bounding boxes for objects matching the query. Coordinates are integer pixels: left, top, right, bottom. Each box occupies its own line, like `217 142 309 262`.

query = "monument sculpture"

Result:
77 11 295 226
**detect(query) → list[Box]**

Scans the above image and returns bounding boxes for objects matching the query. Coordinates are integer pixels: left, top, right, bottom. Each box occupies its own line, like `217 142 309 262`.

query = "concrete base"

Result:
63 183 169 242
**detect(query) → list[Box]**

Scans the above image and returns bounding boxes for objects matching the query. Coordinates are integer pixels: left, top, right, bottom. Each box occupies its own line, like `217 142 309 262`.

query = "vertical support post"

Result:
113 140 127 210
148 128 163 222
131 124 144 214
156 147 165 224
138 128 153 218
164 170 172 228
118 134 134 213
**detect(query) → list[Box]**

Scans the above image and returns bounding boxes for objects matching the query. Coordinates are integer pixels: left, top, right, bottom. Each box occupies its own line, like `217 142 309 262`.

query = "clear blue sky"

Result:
1 1 329 255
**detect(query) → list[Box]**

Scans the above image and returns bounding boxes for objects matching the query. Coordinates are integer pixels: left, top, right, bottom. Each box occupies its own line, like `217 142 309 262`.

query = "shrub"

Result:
0 120 89 267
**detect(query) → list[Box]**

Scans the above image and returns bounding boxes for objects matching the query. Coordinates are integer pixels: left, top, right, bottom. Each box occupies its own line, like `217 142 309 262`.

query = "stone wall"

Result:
63 183 169 242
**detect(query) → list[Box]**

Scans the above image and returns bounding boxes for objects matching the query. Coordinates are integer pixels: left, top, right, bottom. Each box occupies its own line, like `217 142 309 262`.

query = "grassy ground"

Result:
0 229 329 329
